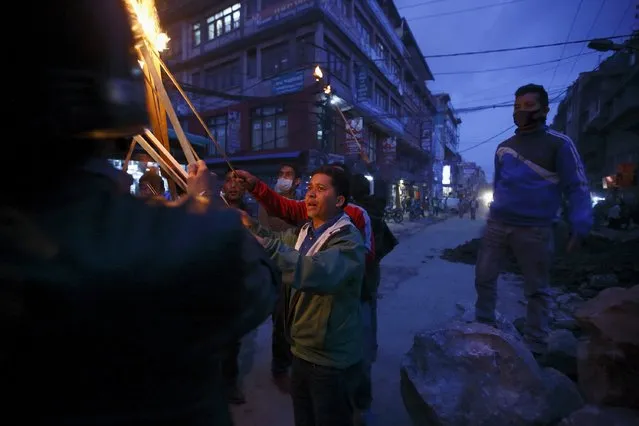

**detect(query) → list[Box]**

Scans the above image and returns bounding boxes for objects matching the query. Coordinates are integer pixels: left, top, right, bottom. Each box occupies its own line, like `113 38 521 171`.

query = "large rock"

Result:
575 285 639 408
400 322 583 426
545 329 579 380
558 405 639 426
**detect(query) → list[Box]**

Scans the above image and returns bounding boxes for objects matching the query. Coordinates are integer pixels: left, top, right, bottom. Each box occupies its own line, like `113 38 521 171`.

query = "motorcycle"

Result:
384 206 404 224
408 203 425 221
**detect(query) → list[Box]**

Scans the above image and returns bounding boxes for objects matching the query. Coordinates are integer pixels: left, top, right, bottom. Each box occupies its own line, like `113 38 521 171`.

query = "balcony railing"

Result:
319 0 402 90
363 0 406 58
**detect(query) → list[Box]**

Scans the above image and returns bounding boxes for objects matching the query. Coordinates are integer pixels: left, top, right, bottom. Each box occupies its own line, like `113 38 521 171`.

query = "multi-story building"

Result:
457 161 486 198
431 93 462 197
157 0 436 199
552 35 638 192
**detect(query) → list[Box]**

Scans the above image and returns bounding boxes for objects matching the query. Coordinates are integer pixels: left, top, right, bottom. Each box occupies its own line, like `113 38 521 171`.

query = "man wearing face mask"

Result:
475 84 592 358
258 163 301 389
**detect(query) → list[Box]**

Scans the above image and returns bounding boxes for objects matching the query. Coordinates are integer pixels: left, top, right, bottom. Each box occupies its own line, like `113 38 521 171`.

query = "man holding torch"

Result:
1 2 280 426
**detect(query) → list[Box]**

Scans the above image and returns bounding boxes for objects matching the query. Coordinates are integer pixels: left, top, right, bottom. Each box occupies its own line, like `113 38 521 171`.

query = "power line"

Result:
423 33 633 58
458 90 567 153
548 0 585 90
398 0 448 10
435 52 597 75
458 125 516 154
409 0 527 20
561 0 608 88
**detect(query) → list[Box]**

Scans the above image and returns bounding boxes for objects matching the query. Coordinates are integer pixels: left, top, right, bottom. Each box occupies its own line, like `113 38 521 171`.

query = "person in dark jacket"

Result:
350 173 398 424
219 169 253 404
258 163 301 391
475 84 593 356
1 2 279 425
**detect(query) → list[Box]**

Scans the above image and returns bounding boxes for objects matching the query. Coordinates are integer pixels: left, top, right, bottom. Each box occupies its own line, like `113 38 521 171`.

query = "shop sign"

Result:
227 110 241 154
344 117 363 157
381 136 396 165
256 0 315 29
421 118 432 152
271 70 305 96
354 65 371 102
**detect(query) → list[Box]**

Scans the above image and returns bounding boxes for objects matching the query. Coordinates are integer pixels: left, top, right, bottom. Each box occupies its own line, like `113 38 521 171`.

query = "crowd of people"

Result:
2 2 596 426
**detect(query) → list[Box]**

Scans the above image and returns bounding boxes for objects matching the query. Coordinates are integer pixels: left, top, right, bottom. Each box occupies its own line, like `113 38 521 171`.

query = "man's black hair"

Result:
279 162 300 179
139 170 164 193
311 165 350 207
350 174 371 200
329 162 351 178
515 84 549 107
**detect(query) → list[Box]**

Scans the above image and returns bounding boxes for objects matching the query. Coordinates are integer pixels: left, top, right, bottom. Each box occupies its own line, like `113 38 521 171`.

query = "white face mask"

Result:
275 178 293 193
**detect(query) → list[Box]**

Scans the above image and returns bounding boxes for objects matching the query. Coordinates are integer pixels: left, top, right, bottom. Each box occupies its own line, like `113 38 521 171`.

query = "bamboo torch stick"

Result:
133 135 187 190
150 48 234 172
138 43 197 165
334 104 370 164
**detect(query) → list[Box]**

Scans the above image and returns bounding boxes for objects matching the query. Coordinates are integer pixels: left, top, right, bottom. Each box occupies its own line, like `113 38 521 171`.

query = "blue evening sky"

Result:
397 0 637 179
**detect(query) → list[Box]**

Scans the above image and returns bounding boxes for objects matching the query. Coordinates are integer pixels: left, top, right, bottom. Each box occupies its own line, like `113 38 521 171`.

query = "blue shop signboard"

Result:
271 70 305 96
354 64 371 102
256 0 315 29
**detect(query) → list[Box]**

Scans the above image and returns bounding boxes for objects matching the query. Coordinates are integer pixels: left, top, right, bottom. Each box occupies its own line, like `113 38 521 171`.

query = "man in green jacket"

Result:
244 165 366 426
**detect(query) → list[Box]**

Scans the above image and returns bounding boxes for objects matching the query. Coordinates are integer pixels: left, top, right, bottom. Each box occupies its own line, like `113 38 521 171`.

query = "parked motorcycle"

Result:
384 206 404 224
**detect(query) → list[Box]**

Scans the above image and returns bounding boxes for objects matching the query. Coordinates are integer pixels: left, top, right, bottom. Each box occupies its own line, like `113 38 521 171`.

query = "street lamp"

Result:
587 38 638 52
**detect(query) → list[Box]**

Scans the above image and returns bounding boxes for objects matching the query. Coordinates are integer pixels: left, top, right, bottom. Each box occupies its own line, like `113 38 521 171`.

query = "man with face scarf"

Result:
475 84 592 358
258 163 301 391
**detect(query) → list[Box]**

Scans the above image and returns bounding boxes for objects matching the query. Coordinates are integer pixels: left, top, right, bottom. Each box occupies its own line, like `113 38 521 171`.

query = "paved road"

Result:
231 215 488 426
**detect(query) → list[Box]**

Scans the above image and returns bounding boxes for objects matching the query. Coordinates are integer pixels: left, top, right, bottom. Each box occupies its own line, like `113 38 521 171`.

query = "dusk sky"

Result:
397 0 637 180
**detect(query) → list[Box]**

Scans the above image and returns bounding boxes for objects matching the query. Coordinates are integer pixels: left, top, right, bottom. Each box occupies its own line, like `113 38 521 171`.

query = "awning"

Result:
205 150 304 165
168 128 209 147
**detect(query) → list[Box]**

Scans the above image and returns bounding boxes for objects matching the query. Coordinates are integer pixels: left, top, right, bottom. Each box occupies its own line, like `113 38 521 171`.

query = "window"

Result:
206 3 241 41
340 0 352 18
251 105 288 150
375 85 388 111
207 115 228 156
375 40 388 63
191 72 201 87
261 43 290 78
204 60 241 90
390 99 400 117
355 13 371 47
326 40 348 83
192 23 201 47
296 34 315 67
166 26 182 58
390 59 400 81
247 49 257 78
367 131 377 163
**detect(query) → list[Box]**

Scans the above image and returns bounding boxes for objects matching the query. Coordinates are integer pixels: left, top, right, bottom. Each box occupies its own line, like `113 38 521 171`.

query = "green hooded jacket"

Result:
251 213 366 369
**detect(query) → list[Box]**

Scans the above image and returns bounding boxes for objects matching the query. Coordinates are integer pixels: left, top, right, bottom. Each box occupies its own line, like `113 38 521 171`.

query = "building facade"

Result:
431 93 462 197
158 0 436 201
552 36 638 193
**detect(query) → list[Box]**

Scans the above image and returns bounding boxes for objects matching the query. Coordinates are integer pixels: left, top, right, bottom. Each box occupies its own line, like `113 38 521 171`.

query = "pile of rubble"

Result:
401 286 639 426
440 234 639 295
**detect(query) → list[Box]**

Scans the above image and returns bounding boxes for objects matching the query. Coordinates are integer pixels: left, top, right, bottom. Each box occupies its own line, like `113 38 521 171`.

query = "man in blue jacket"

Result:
475 84 593 356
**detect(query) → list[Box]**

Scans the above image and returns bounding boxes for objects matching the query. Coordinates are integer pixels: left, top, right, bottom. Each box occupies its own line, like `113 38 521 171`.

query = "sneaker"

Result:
272 372 291 394
226 384 246 405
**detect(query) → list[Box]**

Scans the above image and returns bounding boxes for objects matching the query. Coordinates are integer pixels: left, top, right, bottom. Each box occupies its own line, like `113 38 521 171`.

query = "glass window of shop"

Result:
366 130 377 163
206 3 241 41
261 42 291 78
325 40 348 84
192 22 201 47
251 105 288 150
207 115 228 156
108 160 180 196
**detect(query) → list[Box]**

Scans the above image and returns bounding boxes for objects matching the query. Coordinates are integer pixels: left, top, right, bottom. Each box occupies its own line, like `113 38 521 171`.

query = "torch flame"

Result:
124 0 169 52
